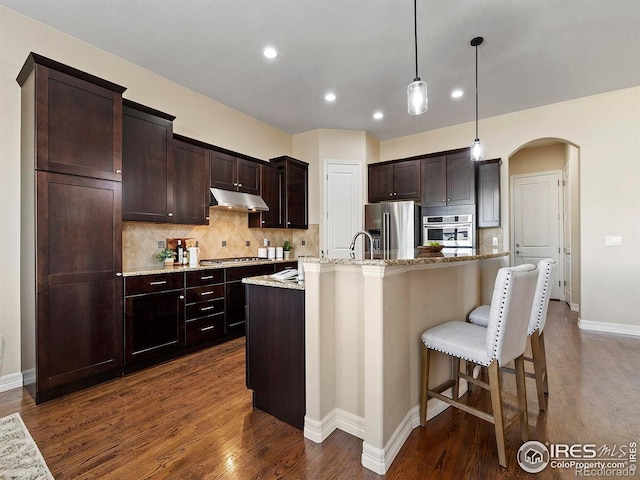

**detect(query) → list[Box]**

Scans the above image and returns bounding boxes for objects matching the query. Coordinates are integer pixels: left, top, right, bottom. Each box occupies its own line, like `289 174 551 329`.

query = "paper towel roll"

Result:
276 247 283 259
258 247 268 258
267 247 276 259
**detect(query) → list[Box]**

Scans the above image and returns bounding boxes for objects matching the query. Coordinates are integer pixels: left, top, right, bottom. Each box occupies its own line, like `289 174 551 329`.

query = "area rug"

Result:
0 413 54 480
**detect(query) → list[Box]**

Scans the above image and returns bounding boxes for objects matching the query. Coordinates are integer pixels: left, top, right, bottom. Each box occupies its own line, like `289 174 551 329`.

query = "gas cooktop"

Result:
199 257 266 266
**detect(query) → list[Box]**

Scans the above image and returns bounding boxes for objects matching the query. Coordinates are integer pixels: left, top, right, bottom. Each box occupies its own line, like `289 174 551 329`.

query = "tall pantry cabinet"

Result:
18 53 126 403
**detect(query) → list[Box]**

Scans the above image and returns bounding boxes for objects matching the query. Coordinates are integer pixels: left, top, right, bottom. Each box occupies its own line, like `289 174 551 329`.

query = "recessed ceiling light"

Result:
451 89 464 98
373 111 384 120
325 92 336 102
263 47 278 59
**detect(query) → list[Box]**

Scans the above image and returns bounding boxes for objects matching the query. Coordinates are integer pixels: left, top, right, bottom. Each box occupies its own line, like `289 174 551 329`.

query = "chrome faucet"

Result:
350 231 374 260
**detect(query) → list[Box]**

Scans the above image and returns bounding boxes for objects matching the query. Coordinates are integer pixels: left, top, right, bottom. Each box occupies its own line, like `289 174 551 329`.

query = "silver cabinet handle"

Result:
200 306 215 312
200 325 215 332
116 272 123 277
200 291 215 296
115 169 122 174
201 275 214 280
238 183 242 187
149 280 167 286
233 182 238 186
261 220 265 224
179 295 185 300
168 213 173 217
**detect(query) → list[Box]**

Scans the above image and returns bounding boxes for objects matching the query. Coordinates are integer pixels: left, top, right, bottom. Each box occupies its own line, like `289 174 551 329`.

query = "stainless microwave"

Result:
423 214 474 248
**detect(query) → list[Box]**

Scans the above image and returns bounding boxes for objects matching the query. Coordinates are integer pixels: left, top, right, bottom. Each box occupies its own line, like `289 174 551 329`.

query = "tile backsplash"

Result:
123 208 319 269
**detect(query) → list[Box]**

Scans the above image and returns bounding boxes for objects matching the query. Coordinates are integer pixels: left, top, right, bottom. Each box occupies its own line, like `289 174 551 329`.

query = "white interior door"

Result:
325 161 361 258
563 164 572 304
511 171 563 299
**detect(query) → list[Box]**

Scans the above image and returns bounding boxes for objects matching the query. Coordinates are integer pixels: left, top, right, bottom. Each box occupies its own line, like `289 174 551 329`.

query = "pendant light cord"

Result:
414 0 419 80
475 42 479 140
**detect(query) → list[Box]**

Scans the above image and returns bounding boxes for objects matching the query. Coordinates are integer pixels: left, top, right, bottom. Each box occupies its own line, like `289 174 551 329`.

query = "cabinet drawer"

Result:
125 273 184 296
225 264 275 282
186 269 224 287
186 315 225 345
186 298 225 320
186 284 224 304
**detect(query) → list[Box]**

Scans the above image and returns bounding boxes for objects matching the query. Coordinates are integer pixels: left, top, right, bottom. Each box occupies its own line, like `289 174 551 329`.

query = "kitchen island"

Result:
300 249 509 474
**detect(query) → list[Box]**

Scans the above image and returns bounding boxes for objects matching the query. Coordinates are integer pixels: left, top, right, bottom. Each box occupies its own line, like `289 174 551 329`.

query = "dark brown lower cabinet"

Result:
245 284 305 429
224 264 276 335
25 172 123 404
124 273 185 366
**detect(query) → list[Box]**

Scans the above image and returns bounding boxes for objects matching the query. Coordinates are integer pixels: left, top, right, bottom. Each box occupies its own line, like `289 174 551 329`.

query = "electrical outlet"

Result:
263 238 269 247
301 240 306 246
492 237 498 246
246 240 251 246
222 240 227 247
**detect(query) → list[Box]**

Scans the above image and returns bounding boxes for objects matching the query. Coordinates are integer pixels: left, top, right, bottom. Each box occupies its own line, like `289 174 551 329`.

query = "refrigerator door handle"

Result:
383 211 390 259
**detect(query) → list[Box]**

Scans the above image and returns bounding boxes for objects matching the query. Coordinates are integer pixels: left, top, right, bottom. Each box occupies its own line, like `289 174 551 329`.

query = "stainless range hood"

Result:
209 187 269 212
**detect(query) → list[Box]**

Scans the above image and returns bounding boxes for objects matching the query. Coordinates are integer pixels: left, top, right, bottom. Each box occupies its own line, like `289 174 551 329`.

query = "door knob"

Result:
516 243 520 247
515 250 520 254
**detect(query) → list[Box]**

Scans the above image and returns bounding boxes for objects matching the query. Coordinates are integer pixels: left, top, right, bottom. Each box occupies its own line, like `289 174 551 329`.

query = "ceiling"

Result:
3 0 640 141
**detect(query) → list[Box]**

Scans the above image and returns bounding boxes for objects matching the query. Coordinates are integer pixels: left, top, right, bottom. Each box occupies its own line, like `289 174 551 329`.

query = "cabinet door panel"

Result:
368 163 394 202
210 151 236 190
421 156 447 207
46 280 121 387
477 160 501 227
173 140 210 225
37 66 122 181
260 165 283 228
236 158 260 195
122 107 174 221
393 160 421 199
124 291 184 364
446 152 475 205
286 161 308 228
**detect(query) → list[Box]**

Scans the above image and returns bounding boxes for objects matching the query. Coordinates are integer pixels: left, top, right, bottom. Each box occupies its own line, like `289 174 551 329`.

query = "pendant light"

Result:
407 0 427 115
470 36 484 161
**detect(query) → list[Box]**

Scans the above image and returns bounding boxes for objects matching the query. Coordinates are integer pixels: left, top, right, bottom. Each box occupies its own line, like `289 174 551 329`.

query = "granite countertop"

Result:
242 275 305 291
122 258 297 277
300 249 509 267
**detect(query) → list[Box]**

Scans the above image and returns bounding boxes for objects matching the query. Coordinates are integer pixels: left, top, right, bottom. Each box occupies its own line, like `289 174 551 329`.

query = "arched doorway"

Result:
508 139 580 312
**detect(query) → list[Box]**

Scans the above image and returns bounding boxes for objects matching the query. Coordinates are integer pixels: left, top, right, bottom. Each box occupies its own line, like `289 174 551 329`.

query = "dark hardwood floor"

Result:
1 301 639 479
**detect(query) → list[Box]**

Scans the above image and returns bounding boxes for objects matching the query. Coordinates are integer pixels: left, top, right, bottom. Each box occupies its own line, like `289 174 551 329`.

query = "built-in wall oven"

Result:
423 214 474 248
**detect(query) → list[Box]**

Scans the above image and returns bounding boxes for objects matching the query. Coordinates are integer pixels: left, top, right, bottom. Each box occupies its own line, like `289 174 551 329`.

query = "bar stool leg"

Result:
488 361 507 467
514 355 529 442
530 331 547 410
420 343 431 427
452 357 460 400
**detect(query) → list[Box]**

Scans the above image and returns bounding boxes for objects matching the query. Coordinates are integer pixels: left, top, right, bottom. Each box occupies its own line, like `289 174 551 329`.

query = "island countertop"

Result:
300 249 508 267
242 275 305 290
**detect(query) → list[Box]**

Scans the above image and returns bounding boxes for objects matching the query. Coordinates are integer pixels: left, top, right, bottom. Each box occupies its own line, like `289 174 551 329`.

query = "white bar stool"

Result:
469 258 557 410
420 264 538 468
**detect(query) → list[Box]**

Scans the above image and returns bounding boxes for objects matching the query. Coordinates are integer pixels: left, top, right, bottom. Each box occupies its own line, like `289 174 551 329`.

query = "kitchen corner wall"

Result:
123 209 319 269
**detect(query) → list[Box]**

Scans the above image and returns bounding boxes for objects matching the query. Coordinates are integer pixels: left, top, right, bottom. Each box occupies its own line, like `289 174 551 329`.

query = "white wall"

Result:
0 6 292 382
380 87 640 331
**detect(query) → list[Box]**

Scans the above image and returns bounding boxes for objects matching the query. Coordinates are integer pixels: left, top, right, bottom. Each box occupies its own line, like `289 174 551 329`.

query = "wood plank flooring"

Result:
1 301 639 479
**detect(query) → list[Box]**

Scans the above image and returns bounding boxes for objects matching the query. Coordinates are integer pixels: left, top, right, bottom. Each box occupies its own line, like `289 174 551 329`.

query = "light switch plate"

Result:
605 236 622 246
492 237 498 246
157 240 165 249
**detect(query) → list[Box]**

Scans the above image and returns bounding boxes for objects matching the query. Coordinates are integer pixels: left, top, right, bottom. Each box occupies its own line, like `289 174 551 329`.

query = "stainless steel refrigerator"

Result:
364 201 421 259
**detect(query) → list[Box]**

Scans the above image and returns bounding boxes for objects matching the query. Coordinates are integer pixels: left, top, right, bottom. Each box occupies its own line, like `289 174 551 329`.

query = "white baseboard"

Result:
0 372 23 393
335 408 365 440
361 380 469 475
304 410 337 443
570 302 580 312
578 319 640 337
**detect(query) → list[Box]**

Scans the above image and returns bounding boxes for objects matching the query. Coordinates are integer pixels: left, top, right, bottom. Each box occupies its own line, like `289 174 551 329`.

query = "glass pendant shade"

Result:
407 79 428 115
471 139 484 161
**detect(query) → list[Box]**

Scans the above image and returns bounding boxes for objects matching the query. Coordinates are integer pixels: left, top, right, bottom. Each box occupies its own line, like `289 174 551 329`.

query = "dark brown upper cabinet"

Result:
249 163 284 228
122 99 176 222
17 53 125 182
476 158 502 228
210 151 260 195
270 156 309 229
173 136 211 225
368 159 421 203
421 150 475 207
